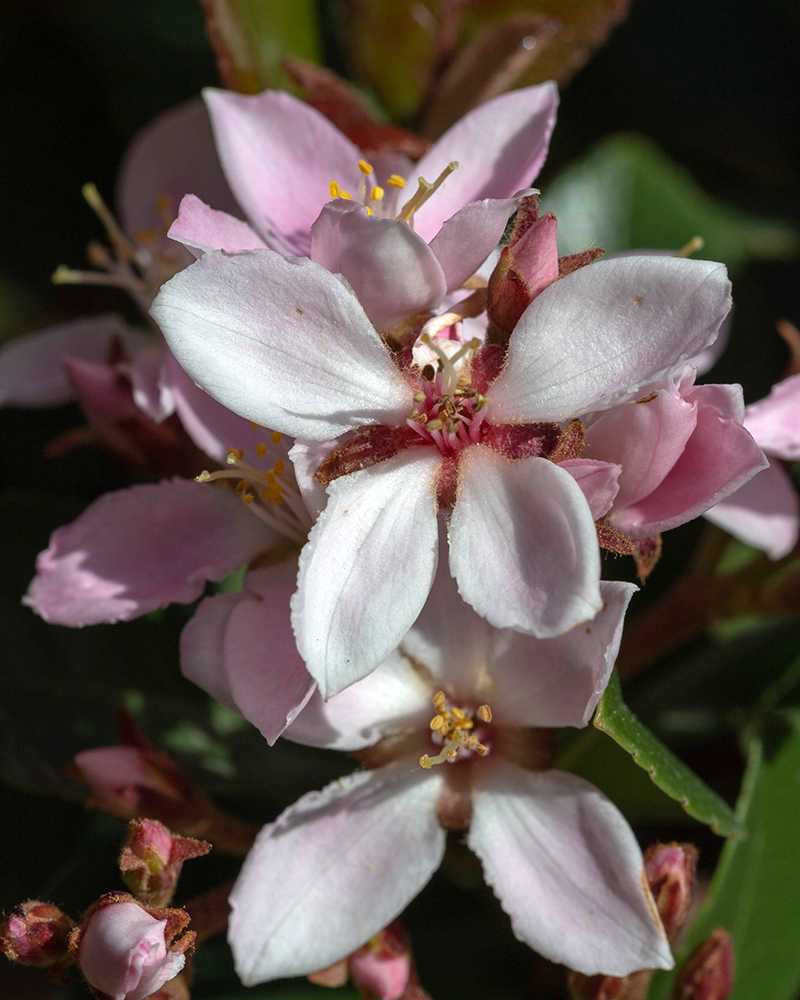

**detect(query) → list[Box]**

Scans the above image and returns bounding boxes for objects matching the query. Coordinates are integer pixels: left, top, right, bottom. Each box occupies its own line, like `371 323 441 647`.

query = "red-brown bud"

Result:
674 928 734 1000
644 842 698 939
120 818 210 907
0 900 74 968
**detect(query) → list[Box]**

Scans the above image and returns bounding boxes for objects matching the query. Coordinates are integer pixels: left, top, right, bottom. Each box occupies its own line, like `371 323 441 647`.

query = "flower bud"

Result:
119 818 210 907
644 842 698 939
674 928 734 1000
71 893 194 1000
0 901 74 967
349 922 412 1000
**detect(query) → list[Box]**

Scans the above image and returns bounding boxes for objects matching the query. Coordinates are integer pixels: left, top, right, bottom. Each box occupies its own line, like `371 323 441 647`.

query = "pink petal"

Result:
203 88 362 255
509 210 560 299
229 763 445 985
181 561 315 745
487 581 636 729
743 372 800 460
0 315 148 407
168 194 267 255
25 478 273 625
560 459 622 520
585 389 698 509
491 257 732 423
682 380 744 422
704 458 799 559
292 450 440 697
152 249 411 441
449 448 602 637
408 84 559 243
429 196 527 292
612 405 768 538
63 357 143 422
116 97 241 237
468 761 672 975
124 346 174 421
310 200 447 329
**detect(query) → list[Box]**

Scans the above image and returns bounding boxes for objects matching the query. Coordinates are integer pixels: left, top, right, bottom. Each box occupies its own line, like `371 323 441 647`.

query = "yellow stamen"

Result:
274 458 285 475
358 159 373 175
256 442 267 457
228 448 245 461
271 431 282 445
386 174 407 189
339 190 352 200
370 185 385 201
676 235 704 258
251 421 260 429
329 180 340 199
478 705 492 723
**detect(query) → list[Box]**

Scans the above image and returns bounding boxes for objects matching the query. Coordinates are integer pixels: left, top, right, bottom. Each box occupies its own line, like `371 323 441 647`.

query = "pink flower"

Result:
76 900 187 1000
224 566 671 983
704 372 800 558
153 241 735 696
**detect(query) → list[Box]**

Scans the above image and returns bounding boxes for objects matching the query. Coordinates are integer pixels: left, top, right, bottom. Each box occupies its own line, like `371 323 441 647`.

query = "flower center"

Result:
196 429 311 545
328 158 458 225
419 691 492 769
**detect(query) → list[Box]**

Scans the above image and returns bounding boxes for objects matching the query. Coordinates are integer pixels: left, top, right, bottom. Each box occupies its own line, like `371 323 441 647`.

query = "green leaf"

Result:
543 133 798 273
649 711 800 1000
594 671 745 838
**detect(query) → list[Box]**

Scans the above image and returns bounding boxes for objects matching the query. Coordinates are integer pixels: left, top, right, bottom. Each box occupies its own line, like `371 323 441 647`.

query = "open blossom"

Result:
222 563 672 984
704 371 800 558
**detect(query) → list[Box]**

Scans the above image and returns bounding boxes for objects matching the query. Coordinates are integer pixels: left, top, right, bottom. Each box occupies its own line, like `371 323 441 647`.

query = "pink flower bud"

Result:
74 897 192 1000
675 928 734 1000
644 842 698 938
349 923 412 1000
73 746 188 821
0 901 74 967
119 819 210 907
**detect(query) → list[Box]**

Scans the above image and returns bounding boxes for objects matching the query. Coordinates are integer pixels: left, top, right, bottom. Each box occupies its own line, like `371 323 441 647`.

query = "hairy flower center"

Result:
420 691 492 768
329 158 458 225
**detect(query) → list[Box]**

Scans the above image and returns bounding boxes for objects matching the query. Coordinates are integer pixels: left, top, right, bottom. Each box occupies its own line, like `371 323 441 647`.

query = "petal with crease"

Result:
152 250 411 440
468 761 672 976
292 450 440 697
25 478 274 625
560 460 622 520
169 194 267 255
492 257 732 423
229 763 445 985
449 447 602 637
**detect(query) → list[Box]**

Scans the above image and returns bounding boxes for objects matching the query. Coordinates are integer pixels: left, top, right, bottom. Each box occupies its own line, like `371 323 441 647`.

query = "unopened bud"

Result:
568 970 651 1000
674 928 734 1000
120 818 210 907
644 842 698 938
349 922 412 1000
1 901 74 967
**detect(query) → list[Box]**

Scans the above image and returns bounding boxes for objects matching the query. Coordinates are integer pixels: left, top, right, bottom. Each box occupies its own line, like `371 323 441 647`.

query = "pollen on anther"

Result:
329 180 339 199
256 442 267 458
386 174 407 189
429 714 445 731
371 185 385 201
358 159 373 175
478 704 492 723
271 431 282 445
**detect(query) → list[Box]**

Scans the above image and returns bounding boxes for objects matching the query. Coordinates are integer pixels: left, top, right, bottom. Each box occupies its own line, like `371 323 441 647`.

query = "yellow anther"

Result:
271 431 282 445
370 185 385 201
413 391 426 403
451 707 466 721
242 493 255 504
274 458 285 475
358 159 373 175
446 750 458 763
365 206 374 216
430 714 445 731
235 480 251 495
478 704 492 723
196 470 213 482
228 448 245 462
386 174 407 189
266 470 276 485
251 421 260 429
676 235 705 258
426 419 444 433
420 754 432 769
256 442 267 458
475 744 488 756
339 190 352 200
329 180 340 199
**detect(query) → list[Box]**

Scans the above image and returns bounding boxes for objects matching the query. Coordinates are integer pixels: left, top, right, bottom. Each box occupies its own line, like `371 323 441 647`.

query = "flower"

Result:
704 371 800 558
153 240 735 696
222 565 672 983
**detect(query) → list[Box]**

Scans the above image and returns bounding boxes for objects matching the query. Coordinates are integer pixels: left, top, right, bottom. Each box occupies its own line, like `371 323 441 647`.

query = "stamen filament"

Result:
396 162 458 223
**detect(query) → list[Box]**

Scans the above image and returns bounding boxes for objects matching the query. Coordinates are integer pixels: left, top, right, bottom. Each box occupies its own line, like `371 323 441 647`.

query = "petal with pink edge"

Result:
492 257 732 423
292 449 440 698
203 88 362 255
449 447 602 638
468 761 672 976
181 561 315 745
612 407 768 538
408 83 559 243
0 315 148 407
169 194 267 256
487 581 636 729
560 460 622 520
704 459 799 560
25 478 274 626
229 763 445 985
152 250 411 440
311 200 447 330
743 373 800 460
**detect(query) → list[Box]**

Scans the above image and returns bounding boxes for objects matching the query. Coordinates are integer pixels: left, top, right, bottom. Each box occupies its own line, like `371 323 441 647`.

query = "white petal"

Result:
468 761 672 975
229 763 446 985
292 450 440 697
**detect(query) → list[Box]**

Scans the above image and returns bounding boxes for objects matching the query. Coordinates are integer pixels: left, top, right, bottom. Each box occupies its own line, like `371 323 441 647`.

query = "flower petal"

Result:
0 316 148 407
704 458 799 559
743 373 800 460
152 249 411 440
560 459 622 520
311 200 447 329
491 257 732 423
449 448 602 637
229 763 446 985
487 581 636 729
168 193 267 255
25 478 273 625
203 88 362 254
292 450 440 697
468 761 672 975
408 84 559 242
